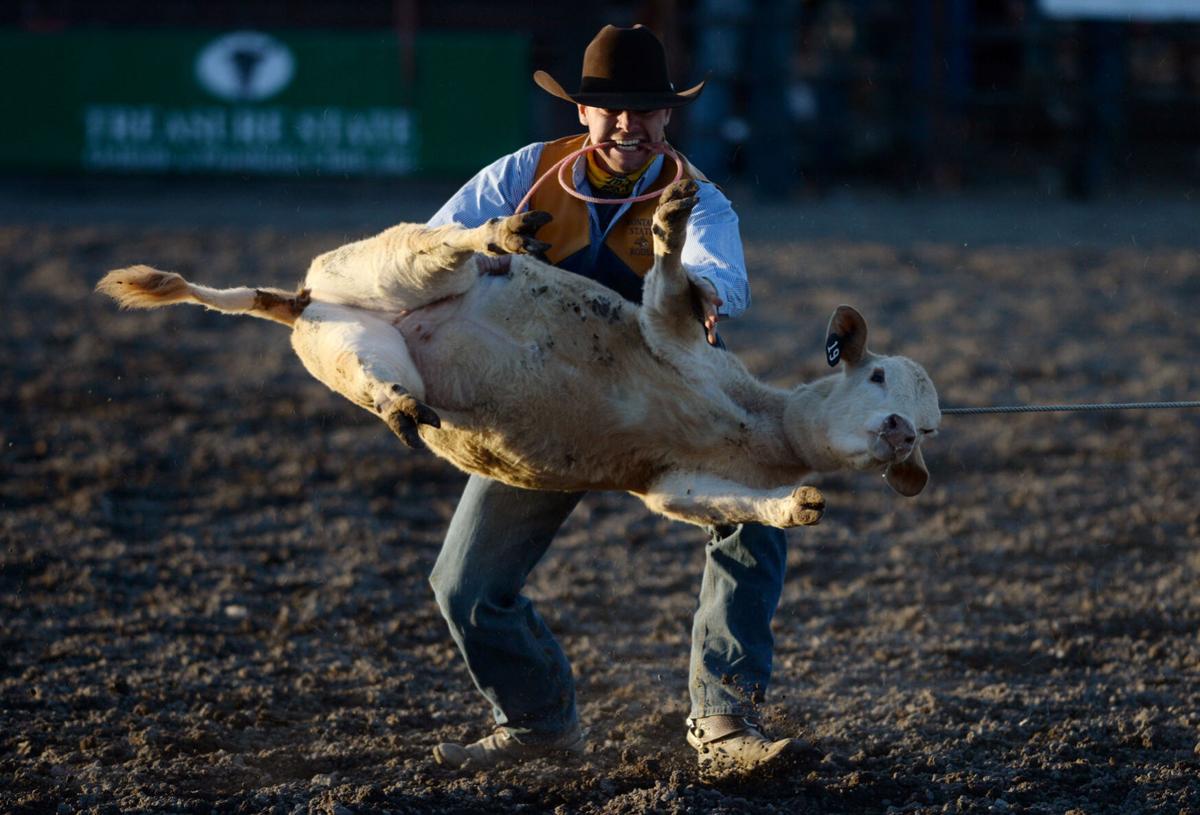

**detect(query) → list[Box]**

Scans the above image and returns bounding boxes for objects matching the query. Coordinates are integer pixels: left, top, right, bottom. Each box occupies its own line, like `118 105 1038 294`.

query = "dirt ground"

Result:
2 179 1198 814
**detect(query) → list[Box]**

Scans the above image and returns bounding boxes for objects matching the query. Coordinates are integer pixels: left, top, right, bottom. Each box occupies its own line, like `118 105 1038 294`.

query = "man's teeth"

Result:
614 139 643 150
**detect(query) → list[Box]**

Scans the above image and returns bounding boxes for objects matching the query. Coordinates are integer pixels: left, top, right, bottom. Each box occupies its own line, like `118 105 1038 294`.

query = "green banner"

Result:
0 29 528 176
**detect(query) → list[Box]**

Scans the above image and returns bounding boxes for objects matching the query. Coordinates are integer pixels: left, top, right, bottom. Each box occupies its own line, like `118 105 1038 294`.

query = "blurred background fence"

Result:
2 0 1197 198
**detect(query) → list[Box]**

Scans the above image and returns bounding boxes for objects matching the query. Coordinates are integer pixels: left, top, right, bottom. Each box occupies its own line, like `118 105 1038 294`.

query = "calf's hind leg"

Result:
306 211 553 311
640 471 825 529
291 302 438 449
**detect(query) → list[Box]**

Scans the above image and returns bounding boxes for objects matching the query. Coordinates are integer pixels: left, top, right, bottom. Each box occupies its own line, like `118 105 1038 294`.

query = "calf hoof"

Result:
379 385 440 450
652 180 699 254
659 178 699 206
487 210 553 256
781 485 825 527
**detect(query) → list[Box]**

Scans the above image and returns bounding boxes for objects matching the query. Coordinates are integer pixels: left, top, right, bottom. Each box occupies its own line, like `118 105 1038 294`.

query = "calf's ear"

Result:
885 446 928 497
825 305 868 368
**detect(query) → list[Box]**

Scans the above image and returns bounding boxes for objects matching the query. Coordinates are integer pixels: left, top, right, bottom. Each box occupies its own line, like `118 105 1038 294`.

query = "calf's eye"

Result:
869 368 886 384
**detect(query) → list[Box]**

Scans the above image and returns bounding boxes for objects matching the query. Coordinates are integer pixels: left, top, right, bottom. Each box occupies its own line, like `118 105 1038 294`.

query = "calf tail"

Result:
96 265 310 327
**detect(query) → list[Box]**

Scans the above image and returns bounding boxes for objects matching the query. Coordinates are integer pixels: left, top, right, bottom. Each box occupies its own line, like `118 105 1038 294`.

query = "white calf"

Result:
97 181 940 528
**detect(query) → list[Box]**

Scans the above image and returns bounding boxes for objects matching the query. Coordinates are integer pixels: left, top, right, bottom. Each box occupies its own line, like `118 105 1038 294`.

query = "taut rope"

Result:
941 400 1200 415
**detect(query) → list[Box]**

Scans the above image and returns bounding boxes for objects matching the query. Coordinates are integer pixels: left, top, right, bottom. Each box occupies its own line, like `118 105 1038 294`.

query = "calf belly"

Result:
388 269 673 491
394 266 639 413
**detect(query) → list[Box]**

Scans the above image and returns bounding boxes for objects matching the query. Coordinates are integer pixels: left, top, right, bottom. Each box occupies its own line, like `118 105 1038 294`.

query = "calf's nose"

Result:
881 414 916 454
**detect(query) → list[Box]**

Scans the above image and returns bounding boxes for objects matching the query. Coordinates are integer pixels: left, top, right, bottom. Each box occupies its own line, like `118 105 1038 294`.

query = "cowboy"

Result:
424 24 814 779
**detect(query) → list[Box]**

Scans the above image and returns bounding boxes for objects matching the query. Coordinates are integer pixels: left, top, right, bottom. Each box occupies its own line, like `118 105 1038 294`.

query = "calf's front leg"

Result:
639 471 825 529
639 180 723 353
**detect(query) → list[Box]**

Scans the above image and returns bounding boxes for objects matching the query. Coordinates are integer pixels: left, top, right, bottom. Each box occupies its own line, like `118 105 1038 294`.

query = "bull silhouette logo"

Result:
196 31 295 102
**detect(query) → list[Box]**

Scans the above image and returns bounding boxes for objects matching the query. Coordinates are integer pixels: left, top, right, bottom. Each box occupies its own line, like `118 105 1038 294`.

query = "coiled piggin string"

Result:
514 141 683 214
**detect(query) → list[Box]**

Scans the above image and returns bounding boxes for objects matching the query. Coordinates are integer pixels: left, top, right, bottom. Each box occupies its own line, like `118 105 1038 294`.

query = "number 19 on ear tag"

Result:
826 333 842 367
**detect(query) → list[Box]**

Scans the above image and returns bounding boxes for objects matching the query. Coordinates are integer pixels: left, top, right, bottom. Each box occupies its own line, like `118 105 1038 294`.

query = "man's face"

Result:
577 105 672 174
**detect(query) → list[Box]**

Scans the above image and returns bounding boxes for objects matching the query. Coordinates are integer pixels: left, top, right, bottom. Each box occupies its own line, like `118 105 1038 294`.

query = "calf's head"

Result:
787 305 941 496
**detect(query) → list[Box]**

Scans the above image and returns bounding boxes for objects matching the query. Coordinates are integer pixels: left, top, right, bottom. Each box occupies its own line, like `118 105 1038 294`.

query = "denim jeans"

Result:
429 474 788 742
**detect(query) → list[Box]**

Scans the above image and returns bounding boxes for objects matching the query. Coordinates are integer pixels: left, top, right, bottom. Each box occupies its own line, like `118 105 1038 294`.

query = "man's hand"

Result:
690 275 723 346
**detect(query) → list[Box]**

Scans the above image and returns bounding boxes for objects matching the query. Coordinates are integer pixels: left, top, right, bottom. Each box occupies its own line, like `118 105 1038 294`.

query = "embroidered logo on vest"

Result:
627 217 654 257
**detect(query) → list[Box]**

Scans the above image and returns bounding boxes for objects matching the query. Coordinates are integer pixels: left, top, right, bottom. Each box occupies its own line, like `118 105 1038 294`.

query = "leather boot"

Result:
433 723 585 770
686 715 822 780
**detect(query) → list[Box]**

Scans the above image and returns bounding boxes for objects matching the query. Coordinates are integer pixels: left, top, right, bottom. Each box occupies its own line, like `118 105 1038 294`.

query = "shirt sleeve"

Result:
681 182 751 320
426 142 544 228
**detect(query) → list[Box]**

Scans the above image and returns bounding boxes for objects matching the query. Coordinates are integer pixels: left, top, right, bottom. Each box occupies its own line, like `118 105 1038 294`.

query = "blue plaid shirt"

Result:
427 141 751 319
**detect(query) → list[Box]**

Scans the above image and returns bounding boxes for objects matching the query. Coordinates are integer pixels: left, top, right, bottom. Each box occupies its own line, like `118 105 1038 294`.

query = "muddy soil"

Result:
2 184 1198 814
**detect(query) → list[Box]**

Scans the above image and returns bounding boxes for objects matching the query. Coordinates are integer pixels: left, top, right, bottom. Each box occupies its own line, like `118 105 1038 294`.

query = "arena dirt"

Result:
2 186 1198 813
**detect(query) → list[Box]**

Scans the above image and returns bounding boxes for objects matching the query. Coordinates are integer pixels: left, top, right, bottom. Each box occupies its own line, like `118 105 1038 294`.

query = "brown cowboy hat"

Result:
533 24 705 111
